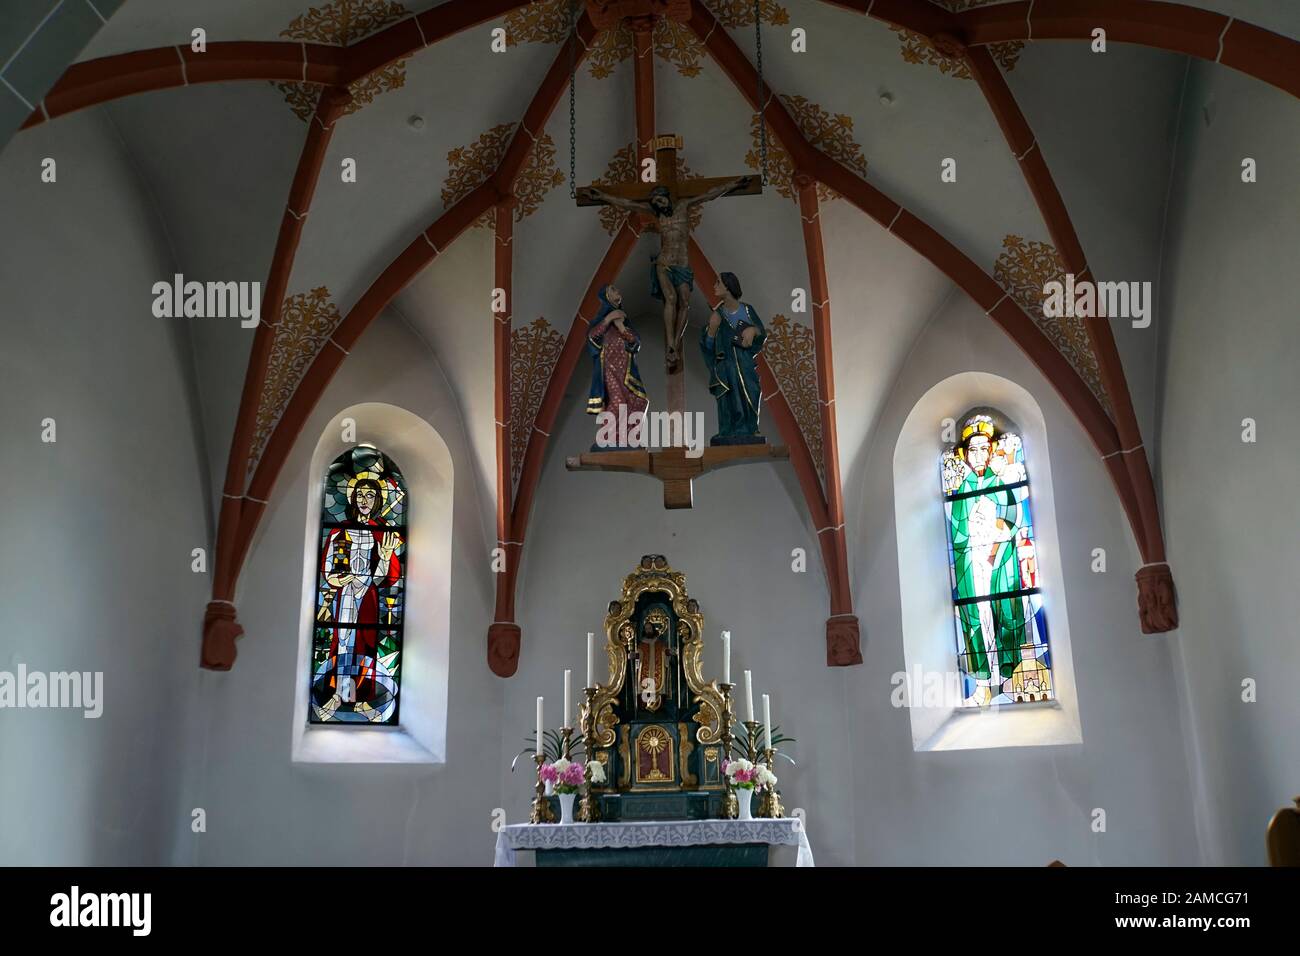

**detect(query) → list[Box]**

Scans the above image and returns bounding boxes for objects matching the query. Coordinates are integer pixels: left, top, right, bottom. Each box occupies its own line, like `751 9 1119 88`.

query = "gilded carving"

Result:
509 318 565 488
441 123 566 227
747 95 868 202
273 0 411 121
579 557 726 751
993 235 1110 414
762 314 823 481
249 287 344 472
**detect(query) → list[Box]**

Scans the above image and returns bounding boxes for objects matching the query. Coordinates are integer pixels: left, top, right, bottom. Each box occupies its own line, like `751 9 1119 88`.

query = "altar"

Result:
494 818 814 868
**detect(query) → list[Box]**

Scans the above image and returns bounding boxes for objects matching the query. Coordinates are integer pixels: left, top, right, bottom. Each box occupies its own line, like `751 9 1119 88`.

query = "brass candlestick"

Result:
559 725 574 760
719 682 738 819
757 746 785 818
577 686 601 823
740 720 762 763
529 751 556 824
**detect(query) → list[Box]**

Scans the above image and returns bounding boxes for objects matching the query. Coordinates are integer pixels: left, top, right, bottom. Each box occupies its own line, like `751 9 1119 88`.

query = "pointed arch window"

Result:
309 445 407 725
941 410 1052 707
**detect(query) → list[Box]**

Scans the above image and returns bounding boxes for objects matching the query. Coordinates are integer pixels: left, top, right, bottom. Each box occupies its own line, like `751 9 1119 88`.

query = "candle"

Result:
536 696 544 757
586 632 594 688
744 670 755 722
722 630 731 684
564 670 572 728
763 693 772 750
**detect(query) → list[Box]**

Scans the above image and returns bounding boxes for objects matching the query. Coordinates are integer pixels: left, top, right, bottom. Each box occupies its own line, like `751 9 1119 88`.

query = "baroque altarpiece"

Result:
580 555 731 821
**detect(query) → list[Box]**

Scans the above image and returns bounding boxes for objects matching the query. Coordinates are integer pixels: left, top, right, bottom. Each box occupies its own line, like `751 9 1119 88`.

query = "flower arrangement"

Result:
541 757 604 794
723 757 776 790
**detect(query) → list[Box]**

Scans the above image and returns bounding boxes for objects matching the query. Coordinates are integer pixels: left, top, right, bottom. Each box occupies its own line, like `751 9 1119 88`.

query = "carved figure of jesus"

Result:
580 176 750 372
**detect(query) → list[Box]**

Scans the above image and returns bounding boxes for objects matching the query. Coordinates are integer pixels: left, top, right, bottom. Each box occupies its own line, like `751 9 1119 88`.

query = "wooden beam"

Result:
565 445 791 509
201 86 352 671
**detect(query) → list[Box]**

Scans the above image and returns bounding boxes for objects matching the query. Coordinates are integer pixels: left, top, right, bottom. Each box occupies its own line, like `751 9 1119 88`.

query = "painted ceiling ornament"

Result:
505 0 788 79
891 0 1023 80
746 95 868 202
273 0 411 121
441 122 566 228
762 314 824 480
510 318 566 488
993 235 1112 416
250 287 344 472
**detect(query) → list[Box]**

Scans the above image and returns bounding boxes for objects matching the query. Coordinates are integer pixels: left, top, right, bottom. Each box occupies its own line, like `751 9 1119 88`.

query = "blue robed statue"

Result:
700 271 766 445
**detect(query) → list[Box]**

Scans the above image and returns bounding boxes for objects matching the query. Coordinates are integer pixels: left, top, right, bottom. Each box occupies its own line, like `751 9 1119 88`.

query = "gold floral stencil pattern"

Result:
993 235 1110 415
441 123 567 228
250 287 345 472
891 22 1022 79
510 317 566 487
747 95 868 202
763 314 824 480
504 0 788 78
591 142 703 235
273 0 411 121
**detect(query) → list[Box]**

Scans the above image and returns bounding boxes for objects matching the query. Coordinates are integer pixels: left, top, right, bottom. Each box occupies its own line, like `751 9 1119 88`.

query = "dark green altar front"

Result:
536 842 767 868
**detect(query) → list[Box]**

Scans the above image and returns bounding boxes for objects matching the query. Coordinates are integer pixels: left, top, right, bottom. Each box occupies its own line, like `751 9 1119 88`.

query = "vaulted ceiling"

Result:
7 0 1299 672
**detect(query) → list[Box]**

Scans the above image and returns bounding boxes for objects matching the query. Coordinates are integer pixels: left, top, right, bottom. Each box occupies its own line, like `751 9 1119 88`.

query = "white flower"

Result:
588 759 606 784
553 758 571 774
756 765 778 787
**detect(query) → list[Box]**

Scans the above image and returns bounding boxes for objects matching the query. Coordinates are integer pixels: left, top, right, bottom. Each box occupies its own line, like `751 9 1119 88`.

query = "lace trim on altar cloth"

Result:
493 818 815 867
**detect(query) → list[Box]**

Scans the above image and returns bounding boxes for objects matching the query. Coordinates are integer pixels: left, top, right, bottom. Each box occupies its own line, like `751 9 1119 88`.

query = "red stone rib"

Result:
958 0 1300 101
21 0 534 129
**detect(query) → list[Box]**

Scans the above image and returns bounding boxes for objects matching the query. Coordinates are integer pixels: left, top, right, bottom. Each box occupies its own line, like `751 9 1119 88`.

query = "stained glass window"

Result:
309 445 407 725
940 411 1052 707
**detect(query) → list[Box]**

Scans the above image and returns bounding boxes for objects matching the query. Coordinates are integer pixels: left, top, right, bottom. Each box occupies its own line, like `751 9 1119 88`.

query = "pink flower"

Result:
560 762 585 787
539 762 559 784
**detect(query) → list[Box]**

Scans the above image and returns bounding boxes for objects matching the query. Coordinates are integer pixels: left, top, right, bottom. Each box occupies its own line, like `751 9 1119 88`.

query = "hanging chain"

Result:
754 0 768 186
568 0 578 199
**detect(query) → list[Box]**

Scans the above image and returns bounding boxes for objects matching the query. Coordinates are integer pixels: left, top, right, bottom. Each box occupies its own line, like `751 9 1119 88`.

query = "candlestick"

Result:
536 696 544 760
564 670 572 727
744 670 754 722
586 632 594 688
529 751 557 824
577 686 601 822
718 682 738 820
741 720 762 764
757 746 785 819
722 631 731 685
763 693 772 750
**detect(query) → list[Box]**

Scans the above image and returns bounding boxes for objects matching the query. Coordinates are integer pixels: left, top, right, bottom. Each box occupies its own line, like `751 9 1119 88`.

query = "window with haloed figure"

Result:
941 412 1052 708
310 445 407 724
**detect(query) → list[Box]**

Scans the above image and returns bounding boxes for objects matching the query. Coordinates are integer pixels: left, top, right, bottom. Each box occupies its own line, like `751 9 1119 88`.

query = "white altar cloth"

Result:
493 818 814 867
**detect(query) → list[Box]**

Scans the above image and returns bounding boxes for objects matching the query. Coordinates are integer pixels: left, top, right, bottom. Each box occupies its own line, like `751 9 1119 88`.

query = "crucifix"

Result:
576 134 760 407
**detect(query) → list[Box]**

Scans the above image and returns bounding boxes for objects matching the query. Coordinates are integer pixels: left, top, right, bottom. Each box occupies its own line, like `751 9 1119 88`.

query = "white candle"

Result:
722 630 731 684
586 632 594 688
744 670 755 722
564 670 572 728
536 696 544 757
763 693 772 750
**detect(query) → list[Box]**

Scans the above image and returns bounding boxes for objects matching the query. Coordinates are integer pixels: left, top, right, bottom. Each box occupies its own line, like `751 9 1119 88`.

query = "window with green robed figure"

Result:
940 411 1052 708
310 445 407 725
